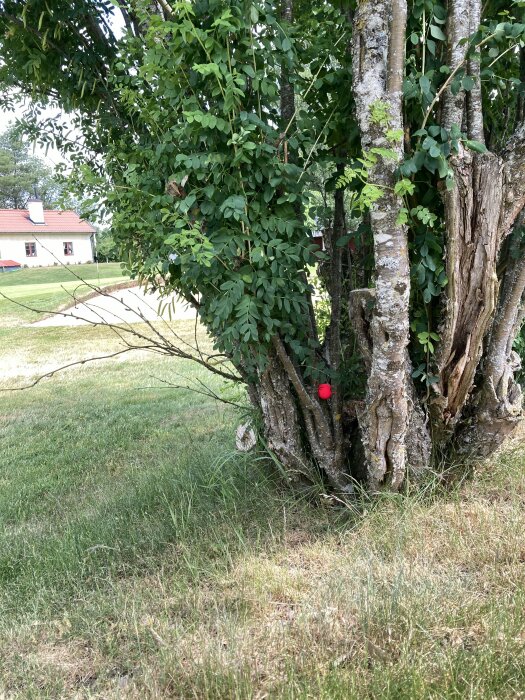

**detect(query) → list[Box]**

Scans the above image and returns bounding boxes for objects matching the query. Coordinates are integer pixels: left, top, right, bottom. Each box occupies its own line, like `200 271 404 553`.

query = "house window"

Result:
25 242 37 257
63 242 74 256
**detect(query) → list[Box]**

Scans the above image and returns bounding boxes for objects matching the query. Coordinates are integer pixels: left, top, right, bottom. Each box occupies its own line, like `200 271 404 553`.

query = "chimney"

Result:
28 198 45 224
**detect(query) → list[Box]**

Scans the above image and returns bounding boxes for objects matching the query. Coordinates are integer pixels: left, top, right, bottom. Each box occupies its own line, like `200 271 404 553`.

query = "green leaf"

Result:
396 207 409 226
394 178 416 196
462 75 476 91
464 139 488 154
429 25 446 40
370 147 398 161
419 75 431 94
433 5 447 20
437 157 449 179
422 136 437 151
336 234 352 247
425 255 436 271
451 77 462 96
386 128 404 143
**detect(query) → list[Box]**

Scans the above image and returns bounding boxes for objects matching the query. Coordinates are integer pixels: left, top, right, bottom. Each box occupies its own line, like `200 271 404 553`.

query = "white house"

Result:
0 199 96 267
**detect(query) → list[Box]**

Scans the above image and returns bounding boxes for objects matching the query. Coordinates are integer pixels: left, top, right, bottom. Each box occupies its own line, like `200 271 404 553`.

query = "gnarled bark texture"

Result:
252 0 351 493
352 0 430 490
429 0 525 456
432 151 504 439
457 226 525 455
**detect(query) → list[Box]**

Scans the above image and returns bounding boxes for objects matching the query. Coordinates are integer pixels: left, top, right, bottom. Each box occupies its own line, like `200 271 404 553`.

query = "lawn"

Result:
0 262 128 327
1 267 525 698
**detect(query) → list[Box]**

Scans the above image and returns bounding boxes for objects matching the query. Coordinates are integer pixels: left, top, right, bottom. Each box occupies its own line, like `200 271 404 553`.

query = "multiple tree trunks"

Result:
431 0 525 455
4 0 525 496
254 0 525 490
253 339 352 492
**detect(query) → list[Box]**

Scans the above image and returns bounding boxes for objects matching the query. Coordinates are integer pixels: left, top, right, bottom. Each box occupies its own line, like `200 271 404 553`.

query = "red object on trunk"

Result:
317 383 332 400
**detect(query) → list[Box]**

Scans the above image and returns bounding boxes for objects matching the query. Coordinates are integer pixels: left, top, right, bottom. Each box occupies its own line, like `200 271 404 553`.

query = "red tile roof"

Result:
0 260 21 267
0 209 95 234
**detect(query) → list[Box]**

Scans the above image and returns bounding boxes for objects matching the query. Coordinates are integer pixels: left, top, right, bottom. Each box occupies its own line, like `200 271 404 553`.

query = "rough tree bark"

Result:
254 349 313 481
431 0 525 454
352 0 430 490
432 149 505 441
458 222 525 455
251 0 351 492
5 0 525 495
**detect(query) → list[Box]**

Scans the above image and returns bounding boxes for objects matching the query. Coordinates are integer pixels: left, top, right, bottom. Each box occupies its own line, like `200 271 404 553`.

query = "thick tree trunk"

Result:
352 0 430 490
250 1 351 494
254 348 313 481
431 0 525 455
251 339 353 491
432 151 505 441
457 226 525 455
248 0 525 485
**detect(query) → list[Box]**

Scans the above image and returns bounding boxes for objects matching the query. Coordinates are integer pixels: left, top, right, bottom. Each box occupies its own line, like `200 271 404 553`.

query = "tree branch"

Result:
467 0 484 143
501 121 525 236
1 349 135 392
0 288 242 384
441 0 470 131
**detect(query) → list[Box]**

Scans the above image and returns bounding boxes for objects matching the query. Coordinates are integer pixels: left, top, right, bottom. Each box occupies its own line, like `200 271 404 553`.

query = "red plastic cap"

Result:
317 383 332 400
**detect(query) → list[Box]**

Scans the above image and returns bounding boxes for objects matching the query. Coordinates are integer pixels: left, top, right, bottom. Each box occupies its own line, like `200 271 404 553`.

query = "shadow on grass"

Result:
0 448 342 620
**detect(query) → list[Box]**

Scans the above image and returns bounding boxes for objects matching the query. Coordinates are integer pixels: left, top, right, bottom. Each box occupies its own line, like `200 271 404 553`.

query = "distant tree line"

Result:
0 125 63 208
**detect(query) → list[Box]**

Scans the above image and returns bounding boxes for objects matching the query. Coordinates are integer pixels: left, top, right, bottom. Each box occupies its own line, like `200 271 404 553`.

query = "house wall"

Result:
0 233 93 267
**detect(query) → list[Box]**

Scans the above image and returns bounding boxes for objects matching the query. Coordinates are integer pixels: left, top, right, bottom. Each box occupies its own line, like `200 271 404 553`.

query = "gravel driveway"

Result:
33 287 197 326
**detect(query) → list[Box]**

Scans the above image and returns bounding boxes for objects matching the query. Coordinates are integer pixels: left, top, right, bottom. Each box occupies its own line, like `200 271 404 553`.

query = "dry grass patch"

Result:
2 270 525 698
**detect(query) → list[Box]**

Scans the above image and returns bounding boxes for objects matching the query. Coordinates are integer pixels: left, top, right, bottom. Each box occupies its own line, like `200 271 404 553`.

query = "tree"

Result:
0 125 62 208
95 229 121 262
1 0 525 493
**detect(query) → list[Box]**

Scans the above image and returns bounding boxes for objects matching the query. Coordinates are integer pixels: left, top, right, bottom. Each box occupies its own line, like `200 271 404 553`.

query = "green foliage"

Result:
67 0 352 374
369 100 392 128
0 125 62 208
1 0 524 391
95 229 121 262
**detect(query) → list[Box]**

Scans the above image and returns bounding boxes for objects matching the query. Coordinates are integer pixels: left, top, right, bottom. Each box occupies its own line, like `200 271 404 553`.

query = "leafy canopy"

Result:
1 0 524 375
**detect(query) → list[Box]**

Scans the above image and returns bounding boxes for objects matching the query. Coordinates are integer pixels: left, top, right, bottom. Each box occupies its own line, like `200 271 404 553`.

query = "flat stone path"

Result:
33 287 197 327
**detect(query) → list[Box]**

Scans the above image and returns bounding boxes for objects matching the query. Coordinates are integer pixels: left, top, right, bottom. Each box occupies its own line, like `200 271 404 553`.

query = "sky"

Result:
0 105 69 167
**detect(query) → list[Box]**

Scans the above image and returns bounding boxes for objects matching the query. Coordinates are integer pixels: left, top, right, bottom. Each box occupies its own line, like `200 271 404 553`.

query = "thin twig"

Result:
2 349 135 391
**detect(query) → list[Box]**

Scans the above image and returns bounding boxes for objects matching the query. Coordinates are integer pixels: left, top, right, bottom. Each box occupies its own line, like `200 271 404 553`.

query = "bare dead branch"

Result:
1 349 135 391
147 374 246 409
0 286 242 385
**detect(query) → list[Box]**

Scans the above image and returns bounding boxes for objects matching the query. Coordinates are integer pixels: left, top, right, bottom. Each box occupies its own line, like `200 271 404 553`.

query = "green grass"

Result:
1 266 525 698
0 262 125 288
0 263 128 327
